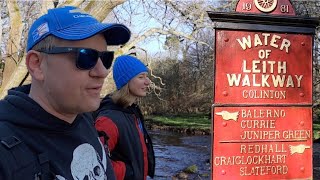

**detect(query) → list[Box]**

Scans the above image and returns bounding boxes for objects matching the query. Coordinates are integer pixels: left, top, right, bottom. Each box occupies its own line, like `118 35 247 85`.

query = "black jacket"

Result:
95 96 155 180
0 85 115 180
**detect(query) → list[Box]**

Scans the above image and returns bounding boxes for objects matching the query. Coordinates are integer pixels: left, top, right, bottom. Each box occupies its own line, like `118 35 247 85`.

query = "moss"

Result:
183 165 198 174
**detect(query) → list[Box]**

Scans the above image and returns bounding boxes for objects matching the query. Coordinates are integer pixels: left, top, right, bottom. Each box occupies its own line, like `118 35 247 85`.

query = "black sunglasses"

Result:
37 47 114 70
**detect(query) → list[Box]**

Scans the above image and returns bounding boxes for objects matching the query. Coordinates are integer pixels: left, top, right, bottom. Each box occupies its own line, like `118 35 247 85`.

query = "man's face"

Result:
42 34 109 115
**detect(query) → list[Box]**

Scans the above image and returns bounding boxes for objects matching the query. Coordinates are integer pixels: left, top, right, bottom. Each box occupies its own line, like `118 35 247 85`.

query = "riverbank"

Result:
145 114 211 135
146 115 320 140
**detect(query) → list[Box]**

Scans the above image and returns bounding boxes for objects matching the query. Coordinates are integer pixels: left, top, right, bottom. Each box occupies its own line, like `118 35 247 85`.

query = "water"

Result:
149 130 211 179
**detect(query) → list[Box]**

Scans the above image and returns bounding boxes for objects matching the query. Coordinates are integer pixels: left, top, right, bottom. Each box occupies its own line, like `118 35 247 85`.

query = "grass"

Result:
314 122 320 140
146 114 211 131
314 123 320 131
146 115 320 139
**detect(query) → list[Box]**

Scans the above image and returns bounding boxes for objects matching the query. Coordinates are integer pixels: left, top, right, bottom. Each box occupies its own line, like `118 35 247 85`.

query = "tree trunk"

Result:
0 0 24 99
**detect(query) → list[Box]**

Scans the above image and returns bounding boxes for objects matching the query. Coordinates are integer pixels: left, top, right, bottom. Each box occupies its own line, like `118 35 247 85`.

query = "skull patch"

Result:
70 143 107 180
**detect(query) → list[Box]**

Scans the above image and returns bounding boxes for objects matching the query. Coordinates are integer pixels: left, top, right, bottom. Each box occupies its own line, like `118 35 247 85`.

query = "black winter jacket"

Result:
95 96 155 180
0 85 115 180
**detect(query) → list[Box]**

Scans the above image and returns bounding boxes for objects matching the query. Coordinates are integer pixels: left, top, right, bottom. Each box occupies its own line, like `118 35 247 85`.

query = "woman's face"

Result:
128 72 150 97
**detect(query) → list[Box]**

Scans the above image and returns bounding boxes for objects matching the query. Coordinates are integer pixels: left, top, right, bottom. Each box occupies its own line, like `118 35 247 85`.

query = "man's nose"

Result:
90 58 109 78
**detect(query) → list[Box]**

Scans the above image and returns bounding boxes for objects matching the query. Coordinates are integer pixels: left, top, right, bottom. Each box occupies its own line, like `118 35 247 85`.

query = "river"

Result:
149 130 211 179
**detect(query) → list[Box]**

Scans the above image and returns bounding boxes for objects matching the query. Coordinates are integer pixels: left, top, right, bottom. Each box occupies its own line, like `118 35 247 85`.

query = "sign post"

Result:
209 0 319 179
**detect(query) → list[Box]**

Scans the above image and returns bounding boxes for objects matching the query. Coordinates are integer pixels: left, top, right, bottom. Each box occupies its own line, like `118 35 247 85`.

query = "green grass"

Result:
146 114 211 130
147 115 320 139
314 123 320 131
314 122 320 140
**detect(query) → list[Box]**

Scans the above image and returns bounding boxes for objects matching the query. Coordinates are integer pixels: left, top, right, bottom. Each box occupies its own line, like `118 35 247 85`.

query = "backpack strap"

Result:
36 152 55 180
0 122 54 180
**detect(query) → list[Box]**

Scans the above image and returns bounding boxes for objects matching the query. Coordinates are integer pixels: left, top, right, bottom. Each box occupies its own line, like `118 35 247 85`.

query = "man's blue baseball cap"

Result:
27 6 131 51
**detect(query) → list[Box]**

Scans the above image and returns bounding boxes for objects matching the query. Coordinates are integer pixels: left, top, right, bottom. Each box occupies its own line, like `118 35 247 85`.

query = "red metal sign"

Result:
214 30 312 105
235 0 295 15
212 106 312 180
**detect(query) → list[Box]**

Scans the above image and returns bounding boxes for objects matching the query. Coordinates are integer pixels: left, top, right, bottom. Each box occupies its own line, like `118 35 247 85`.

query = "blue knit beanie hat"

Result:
113 55 148 90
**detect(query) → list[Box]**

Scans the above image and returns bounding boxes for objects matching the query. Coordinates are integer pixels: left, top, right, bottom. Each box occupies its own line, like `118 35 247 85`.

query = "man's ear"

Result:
26 50 45 81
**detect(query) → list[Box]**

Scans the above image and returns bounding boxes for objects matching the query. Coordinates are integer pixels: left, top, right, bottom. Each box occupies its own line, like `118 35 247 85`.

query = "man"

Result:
0 6 130 180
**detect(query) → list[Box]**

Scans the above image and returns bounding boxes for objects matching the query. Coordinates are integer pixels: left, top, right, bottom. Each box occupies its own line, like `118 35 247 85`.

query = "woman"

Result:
95 55 155 180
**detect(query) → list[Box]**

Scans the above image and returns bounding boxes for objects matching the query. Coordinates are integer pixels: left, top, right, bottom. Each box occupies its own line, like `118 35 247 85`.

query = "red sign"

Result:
235 0 295 15
214 30 312 105
212 107 312 180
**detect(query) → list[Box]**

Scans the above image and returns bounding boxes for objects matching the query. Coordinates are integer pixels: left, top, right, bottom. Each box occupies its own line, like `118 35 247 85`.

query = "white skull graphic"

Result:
70 143 107 180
